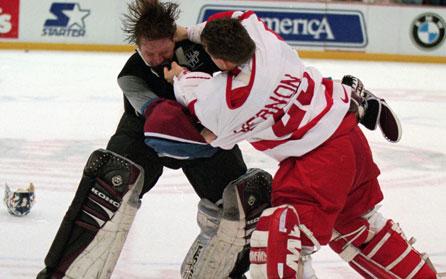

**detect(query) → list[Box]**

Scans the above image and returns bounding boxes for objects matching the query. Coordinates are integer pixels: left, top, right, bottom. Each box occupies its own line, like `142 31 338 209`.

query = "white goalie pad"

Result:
181 191 248 279
181 198 246 279
182 168 272 279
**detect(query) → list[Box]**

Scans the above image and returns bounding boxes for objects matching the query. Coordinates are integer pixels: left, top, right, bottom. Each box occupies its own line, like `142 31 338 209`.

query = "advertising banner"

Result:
0 0 20 39
1 0 445 63
198 5 368 49
410 12 445 51
41 2 91 39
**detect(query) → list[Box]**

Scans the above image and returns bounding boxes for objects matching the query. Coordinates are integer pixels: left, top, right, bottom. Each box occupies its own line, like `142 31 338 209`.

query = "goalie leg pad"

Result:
38 149 144 279
250 204 318 279
330 211 437 279
181 168 272 279
181 199 222 279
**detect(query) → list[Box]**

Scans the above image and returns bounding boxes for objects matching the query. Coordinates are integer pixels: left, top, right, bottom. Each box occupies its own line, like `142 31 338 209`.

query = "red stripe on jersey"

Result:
237 10 284 41
208 10 255 21
207 11 236 21
188 99 198 118
289 78 334 139
226 54 256 110
239 10 255 20
185 76 210 80
250 78 334 151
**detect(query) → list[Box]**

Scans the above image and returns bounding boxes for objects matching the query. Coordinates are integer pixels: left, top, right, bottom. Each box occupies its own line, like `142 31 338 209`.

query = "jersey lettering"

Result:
233 73 301 134
272 72 315 137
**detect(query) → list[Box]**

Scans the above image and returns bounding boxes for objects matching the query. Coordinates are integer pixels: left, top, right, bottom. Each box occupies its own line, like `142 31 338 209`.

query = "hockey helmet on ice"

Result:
3 183 35 216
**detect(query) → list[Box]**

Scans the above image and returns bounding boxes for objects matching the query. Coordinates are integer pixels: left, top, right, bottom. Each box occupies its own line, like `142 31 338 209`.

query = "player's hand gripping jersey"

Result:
174 11 352 161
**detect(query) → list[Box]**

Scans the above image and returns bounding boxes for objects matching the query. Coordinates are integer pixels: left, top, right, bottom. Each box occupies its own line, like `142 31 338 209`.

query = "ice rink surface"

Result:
0 50 445 278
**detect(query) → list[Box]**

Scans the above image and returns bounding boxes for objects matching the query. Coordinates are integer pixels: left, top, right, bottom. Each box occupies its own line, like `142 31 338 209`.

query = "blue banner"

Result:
198 6 367 48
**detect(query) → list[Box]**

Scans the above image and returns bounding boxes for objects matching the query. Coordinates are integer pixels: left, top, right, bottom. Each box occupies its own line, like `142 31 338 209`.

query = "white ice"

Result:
0 50 445 278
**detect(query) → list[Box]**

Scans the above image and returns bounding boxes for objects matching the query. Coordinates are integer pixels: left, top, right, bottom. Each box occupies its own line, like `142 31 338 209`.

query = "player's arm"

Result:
163 61 187 84
118 75 159 115
164 61 211 109
118 52 161 115
142 98 219 160
201 128 217 144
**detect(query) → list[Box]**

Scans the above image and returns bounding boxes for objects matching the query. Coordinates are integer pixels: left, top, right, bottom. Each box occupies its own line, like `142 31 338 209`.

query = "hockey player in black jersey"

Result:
36 1 271 278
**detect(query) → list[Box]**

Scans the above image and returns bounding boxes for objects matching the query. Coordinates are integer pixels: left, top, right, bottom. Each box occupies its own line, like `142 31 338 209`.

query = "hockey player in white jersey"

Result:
164 10 442 279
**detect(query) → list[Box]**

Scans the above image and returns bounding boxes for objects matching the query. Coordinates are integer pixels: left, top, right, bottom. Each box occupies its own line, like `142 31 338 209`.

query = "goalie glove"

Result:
342 75 402 143
342 74 366 120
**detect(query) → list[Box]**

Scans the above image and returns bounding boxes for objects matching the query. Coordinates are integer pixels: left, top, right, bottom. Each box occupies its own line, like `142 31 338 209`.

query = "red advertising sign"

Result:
0 0 20 38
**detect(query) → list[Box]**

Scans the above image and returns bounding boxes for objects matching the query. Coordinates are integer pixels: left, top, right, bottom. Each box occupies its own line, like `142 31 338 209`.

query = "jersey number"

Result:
272 72 315 137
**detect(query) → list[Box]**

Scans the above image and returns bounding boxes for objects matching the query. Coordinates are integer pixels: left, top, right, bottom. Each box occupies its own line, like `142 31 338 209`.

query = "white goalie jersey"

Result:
174 11 352 162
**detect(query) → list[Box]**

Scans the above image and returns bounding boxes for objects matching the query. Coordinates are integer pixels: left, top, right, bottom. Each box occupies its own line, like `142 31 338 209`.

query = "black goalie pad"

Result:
231 168 272 234
38 149 143 279
227 168 272 278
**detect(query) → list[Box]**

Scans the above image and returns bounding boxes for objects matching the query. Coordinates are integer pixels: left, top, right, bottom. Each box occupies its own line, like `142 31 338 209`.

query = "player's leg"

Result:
106 111 163 196
330 208 438 279
249 154 351 279
38 112 163 279
249 114 366 279
37 149 144 279
182 146 247 203
329 124 439 278
181 168 272 279
249 204 320 279
181 145 249 278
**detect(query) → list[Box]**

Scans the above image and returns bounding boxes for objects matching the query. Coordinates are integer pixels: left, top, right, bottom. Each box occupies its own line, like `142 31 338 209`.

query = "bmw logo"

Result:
411 13 445 50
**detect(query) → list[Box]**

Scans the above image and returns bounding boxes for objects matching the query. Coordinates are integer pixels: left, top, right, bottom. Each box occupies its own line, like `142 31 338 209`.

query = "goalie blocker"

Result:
37 149 144 279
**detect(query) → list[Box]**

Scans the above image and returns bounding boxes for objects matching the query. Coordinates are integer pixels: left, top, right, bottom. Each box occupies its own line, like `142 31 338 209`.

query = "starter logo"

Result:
411 13 445 50
198 5 367 48
42 3 90 37
0 0 19 39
